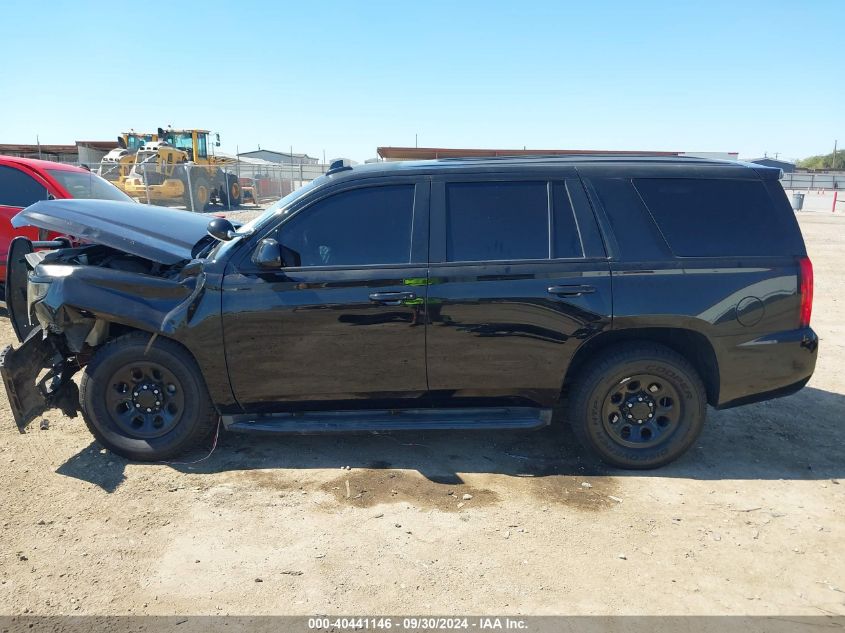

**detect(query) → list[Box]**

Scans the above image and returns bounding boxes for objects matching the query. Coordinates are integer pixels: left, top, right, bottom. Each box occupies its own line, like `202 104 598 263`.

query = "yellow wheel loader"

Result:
97 131 157 184
121 128 242 210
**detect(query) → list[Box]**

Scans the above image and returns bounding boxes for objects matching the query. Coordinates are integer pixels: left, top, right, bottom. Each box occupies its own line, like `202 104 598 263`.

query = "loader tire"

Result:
220 173 242 209
185 172 211 211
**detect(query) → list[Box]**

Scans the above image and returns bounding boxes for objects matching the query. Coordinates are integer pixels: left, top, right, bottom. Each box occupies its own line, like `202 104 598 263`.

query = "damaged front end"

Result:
2 235 83 431
1 236 207 432
0 327 80 432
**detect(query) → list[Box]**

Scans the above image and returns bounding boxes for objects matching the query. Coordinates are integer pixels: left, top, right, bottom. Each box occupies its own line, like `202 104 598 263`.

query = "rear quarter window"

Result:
587 177 670 260
634 177 801 257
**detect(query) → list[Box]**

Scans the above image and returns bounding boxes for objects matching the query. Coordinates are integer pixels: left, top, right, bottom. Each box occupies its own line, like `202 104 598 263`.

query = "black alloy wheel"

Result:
568 342 707 469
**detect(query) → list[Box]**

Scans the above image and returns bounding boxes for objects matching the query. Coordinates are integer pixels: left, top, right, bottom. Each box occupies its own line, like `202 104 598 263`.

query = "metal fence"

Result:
780 171 845 191
81 158 329 212
74 159 845 212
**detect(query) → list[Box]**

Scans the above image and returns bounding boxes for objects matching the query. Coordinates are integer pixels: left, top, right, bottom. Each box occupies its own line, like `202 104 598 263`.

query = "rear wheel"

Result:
80 333 216 461
568 342 706 469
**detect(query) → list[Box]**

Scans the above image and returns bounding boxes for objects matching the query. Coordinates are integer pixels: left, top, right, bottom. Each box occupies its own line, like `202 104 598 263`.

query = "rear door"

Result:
425 172 612 405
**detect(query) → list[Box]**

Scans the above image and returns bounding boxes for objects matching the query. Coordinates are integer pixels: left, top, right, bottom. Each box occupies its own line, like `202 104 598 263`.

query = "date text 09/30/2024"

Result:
307 617 528 630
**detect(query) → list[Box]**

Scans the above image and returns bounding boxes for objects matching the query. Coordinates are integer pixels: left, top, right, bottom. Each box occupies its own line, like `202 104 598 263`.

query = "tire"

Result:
220 173 242 208
568 342 706 469
79 333 217 461
185 171 211 211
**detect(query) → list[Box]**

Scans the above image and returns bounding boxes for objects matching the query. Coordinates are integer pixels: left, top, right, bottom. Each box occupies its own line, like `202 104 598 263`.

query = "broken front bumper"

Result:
0 328 79 432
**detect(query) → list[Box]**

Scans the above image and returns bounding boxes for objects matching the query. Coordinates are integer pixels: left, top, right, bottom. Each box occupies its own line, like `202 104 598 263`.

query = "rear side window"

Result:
0 165 48 208
444 181 584 262
446 181 548 261
634 178 798 257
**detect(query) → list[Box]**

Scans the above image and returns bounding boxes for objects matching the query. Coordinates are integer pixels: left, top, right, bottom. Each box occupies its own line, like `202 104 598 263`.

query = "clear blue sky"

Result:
1 0 842 162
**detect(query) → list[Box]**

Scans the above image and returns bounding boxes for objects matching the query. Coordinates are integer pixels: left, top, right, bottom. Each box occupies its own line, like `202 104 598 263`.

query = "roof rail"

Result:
434 152 697 162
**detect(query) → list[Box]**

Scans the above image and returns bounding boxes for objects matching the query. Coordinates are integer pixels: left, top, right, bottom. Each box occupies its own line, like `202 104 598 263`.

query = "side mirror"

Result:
207 217 237 241
252 238 282 269
117 136 127 149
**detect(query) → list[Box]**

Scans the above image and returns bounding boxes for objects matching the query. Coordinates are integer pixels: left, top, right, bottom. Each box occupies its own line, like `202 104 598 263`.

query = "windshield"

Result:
47 169 134 202
235 177 325 235
126 134 152 150
164 132 194 152
135 151 158 166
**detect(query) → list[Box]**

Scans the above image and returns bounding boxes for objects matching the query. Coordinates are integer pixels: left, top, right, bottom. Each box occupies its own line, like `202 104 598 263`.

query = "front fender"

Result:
27 263 238 413
33 265 200 338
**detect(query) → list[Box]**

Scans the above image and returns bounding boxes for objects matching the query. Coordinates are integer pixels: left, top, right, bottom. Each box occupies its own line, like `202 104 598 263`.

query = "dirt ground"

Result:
0 213 842 617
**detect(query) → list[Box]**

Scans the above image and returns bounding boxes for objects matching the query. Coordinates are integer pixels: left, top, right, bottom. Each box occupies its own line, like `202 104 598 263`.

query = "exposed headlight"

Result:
27 281 52 324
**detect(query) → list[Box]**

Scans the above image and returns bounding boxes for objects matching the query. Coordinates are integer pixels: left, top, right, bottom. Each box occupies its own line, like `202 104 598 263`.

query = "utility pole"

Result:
235 145 241 186
36 135 42 159
415 133 418 148
833 140 838 171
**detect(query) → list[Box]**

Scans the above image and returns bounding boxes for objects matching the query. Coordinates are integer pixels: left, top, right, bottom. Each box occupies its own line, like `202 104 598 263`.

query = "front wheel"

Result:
79 333 217 461
568 342 707 469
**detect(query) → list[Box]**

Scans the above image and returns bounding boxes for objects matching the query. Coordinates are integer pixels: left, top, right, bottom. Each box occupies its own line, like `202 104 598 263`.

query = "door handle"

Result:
368 291 417 306
547 285 596 297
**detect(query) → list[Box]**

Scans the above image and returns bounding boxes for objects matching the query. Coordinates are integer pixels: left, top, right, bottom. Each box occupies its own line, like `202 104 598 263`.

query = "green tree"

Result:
797 150 845 170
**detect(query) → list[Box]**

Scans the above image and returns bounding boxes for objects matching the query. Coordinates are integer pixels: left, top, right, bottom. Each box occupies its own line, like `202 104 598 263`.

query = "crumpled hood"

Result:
12 199 212 265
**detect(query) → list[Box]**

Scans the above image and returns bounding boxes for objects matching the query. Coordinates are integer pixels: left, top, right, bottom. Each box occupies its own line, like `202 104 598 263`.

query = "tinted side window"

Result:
0 165 48 207
276 185 414 267
197 134 208 158
552 182 584 258
634 178 797 257
588 177 669 260
446 181 548 262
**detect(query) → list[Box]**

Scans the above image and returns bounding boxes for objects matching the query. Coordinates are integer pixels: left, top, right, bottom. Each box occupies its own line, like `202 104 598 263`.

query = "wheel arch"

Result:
563 327 720 405
95 321 199 362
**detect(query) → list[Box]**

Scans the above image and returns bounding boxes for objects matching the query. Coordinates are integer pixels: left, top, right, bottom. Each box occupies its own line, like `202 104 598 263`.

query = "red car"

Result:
0 156 133 305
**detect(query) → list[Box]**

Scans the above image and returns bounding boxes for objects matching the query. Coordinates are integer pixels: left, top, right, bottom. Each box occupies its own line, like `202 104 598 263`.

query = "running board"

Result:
223 407 552 434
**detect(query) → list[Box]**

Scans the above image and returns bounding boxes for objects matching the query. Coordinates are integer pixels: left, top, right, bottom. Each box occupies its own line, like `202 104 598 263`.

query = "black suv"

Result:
1 156 817 468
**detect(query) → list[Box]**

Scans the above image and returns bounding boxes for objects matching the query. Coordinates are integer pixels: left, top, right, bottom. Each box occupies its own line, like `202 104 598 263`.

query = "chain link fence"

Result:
780 171 845 191
83 158 329 212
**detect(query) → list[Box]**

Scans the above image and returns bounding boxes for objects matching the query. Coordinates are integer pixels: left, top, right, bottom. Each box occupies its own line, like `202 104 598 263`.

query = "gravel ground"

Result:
0 214 842 616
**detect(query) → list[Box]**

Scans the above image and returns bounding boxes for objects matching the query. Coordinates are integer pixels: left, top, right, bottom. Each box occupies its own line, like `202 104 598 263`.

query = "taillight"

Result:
798 256 813 328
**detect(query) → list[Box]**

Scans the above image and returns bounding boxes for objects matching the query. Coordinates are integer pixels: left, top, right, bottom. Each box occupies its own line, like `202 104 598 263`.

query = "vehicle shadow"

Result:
55 386 845 493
